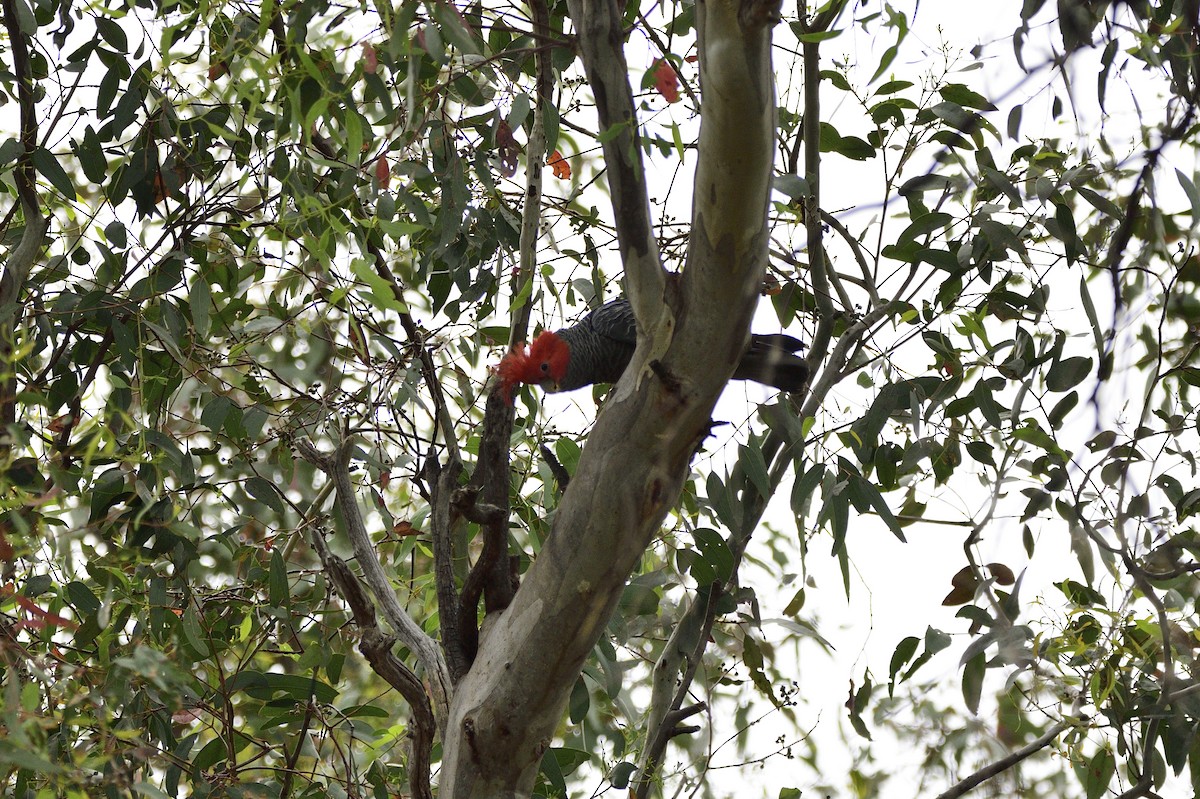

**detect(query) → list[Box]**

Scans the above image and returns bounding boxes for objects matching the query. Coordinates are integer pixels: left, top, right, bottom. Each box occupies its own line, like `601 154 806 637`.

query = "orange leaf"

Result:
653 59 680 103
548 150 571 180
362 42 378 75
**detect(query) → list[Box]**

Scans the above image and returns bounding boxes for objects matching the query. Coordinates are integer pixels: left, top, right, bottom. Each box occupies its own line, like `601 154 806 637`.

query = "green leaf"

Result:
32 147 76 199
10 0 34 34
75 127 108 183
543 101 560 154
870 44 899 83
875 79 913 94
742 636 781 708
1177 168 1200 229
569 676 589 723
820 68 851 90
1046 356 1092 392
610 761 637 789
1084 747 1115 799
96 17 129 53
190 275 211 339
246 476 284 513
269 549 289 608
925 626 951 654
898 211 952 244
344 111 363 165
797 29 842 43
0 138 22 167
692 527 734 584
773 173 809 200
670 121 685 162
965 440 995 467
201 395 233 433
739 443 771 498
940 83 998 111
552 437 581 477
66 580 100 615
961 650 985 714
180 606 212 658
849 475 906 541
226 670 338 703
888 636 919 695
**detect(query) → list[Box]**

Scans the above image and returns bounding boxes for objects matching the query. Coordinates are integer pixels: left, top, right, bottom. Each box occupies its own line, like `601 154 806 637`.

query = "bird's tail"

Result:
734 334 810 392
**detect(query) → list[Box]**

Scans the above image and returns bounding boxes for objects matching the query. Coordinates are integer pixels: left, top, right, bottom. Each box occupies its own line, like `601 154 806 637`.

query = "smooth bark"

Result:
439 2 780 795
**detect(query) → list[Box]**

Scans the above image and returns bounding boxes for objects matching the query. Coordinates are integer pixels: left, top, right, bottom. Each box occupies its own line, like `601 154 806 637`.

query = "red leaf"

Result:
362 42 378 75
12 593 77 629
653 59 680 103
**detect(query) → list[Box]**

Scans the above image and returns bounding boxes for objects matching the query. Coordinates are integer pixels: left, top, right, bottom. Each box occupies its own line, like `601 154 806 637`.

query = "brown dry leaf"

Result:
394 520 421 537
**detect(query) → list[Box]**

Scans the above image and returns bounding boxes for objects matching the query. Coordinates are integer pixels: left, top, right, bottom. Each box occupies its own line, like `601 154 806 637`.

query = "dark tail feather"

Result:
734 334 810 392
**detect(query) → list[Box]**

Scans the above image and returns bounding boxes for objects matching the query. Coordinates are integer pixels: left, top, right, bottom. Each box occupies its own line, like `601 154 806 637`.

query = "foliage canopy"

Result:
4 0 1200 797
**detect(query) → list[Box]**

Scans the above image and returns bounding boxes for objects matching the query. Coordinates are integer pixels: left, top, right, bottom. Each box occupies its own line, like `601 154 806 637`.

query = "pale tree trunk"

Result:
439 1 781 795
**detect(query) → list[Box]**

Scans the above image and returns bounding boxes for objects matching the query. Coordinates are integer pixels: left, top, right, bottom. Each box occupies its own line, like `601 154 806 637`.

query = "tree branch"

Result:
0 0 50 451
635 428 797 795
427 455 471 682
307 524 436 799
296 439 452 728
564 0 666 331
632 580 720 799
458 0 559 665
820 210 882 309
797 37 835 393
441 5 781 796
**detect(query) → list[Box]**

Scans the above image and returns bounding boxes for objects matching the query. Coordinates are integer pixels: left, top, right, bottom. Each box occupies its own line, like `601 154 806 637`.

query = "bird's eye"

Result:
540 362 549 372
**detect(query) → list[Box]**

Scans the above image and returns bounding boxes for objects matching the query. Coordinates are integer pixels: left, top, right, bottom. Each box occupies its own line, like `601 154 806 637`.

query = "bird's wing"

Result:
581 298 638 345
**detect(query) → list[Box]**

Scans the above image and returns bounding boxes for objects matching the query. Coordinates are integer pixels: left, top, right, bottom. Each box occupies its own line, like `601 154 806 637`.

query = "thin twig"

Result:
933 719 1074 799
820 209 882 308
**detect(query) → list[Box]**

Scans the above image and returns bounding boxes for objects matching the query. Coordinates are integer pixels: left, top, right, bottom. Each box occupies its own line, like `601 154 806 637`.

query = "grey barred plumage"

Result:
553 300 638 390
528 298 809 394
